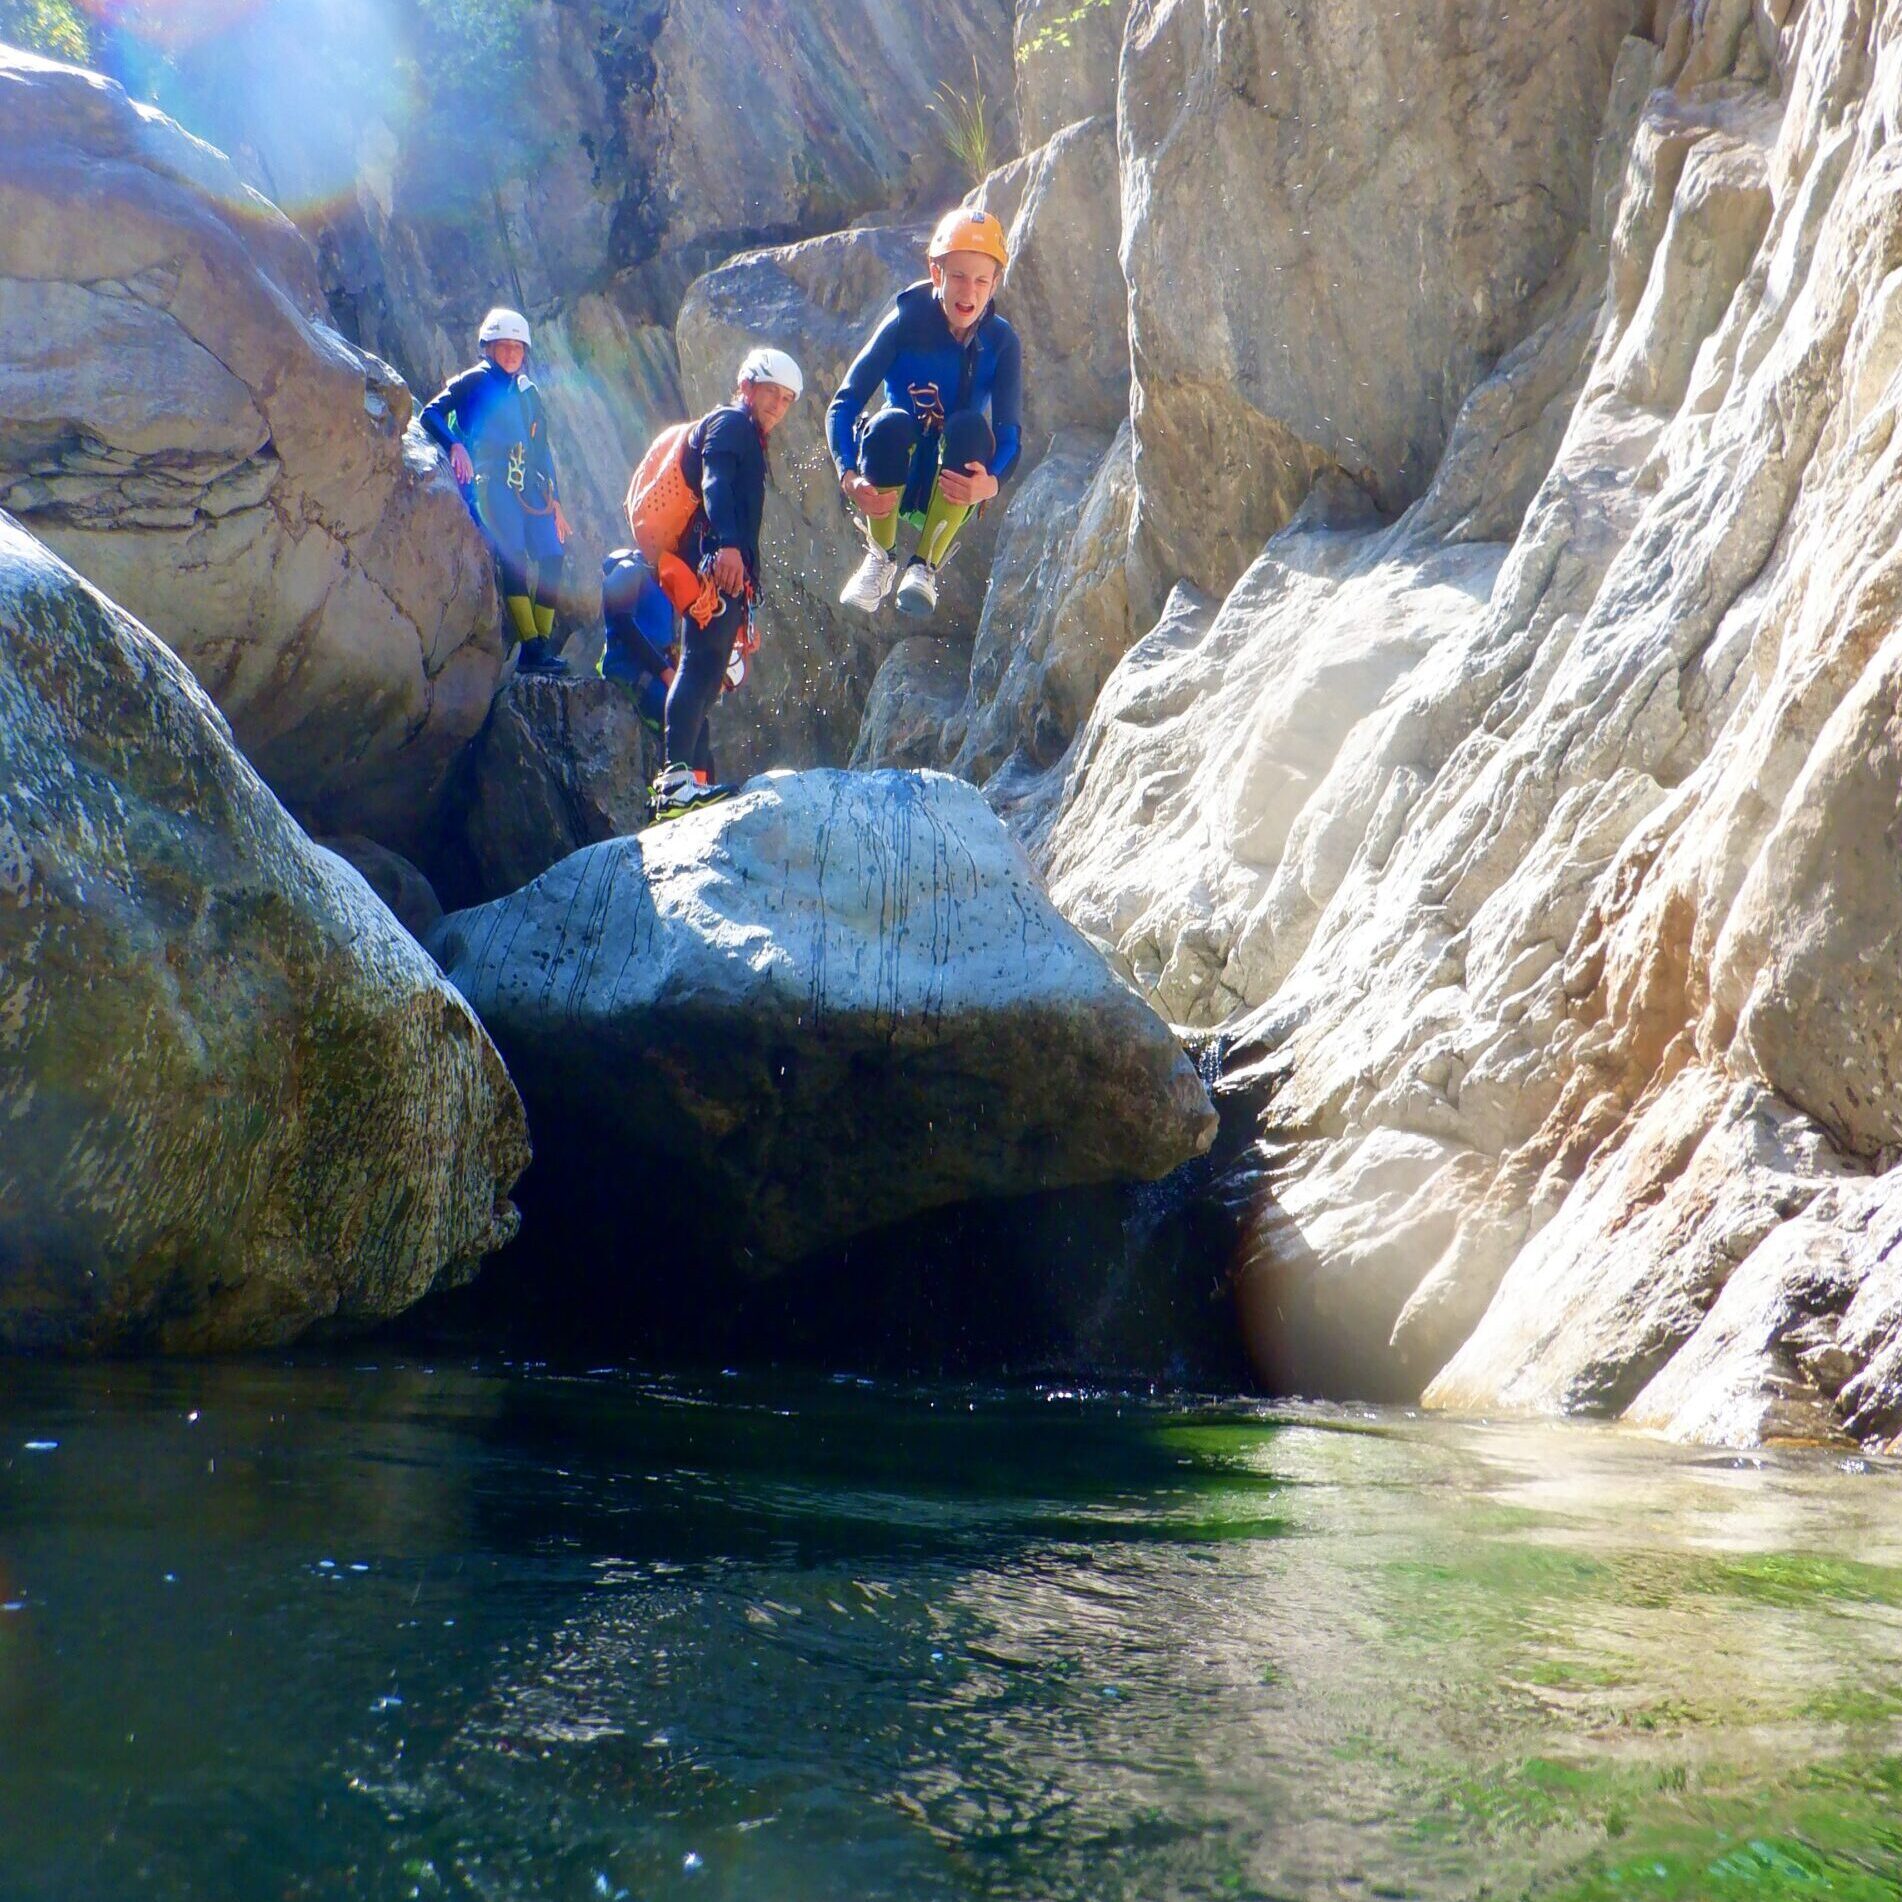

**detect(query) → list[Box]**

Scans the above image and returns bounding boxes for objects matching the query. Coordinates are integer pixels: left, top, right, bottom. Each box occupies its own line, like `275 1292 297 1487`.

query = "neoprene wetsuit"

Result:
827 280 1022 519
420 359 566 640
664 403 767 776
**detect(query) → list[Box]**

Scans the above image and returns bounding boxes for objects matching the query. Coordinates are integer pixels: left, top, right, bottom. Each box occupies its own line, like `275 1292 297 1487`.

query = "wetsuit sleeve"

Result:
698 410 758 551
827 305 903 476
419 367 479 451
530 385 560 500
988 328 1023 483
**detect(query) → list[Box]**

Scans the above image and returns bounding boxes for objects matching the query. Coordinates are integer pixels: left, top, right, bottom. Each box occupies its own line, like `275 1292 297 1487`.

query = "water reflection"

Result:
4 1364 1902 1899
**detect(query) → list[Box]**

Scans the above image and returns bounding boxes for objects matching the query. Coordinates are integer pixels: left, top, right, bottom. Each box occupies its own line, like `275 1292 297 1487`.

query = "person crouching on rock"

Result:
596 545 678 760
830 209 1021 622
420 306 572 678
623 345 803 822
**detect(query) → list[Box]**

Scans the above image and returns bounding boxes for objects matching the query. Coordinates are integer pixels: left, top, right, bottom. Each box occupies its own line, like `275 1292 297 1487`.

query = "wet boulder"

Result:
0 513 529 1353
428 768 1216 1275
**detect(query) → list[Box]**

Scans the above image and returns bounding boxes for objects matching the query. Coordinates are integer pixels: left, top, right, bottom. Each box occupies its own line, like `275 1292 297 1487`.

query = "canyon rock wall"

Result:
1029 0 1902 1448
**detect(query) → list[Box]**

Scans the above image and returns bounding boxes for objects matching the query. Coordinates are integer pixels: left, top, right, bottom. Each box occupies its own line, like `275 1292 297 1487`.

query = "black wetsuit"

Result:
663 403 766 776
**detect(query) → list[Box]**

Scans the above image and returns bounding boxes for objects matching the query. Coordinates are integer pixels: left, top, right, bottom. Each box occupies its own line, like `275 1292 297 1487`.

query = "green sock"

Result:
532 602 556 639
918 482 973 569
866 493 901 552
504 593 538 643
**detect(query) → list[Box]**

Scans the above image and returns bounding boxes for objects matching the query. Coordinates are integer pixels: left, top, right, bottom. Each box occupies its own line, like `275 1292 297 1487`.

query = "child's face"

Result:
486 340 527 375
932 252 1001 331
743 380 798 435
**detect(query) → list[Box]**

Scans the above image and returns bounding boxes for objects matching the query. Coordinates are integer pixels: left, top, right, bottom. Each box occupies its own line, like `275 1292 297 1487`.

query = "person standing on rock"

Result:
622 346 804 822
419 307 573 678
830 209 1022 622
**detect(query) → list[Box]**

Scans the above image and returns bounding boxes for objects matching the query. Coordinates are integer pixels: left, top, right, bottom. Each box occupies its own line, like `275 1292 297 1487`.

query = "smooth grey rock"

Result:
0 513 529 1353
0 48 504 853
1015 0 1125 148
429 768 1216 1271
850 638 971 771
458 674 655 903
1119 0 1638 613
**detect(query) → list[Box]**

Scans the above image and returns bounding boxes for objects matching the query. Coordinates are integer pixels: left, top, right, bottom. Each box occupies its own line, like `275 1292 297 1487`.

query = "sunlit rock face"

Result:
429 769 1216 1277
0 514 529 1353
0 48 503 853
1030 0 1902 1447
1120 0 1640 616
148 0 1017 561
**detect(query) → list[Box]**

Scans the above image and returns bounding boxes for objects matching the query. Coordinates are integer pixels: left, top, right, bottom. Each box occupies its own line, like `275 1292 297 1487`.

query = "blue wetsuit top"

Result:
681 403 768 588
826 281 1023 488
419 360 561 515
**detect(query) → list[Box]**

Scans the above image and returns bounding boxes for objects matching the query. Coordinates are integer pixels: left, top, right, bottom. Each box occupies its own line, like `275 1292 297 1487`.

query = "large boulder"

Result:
1119 0 1638 613
851 636 973 770
0 48 506 853
0 46 513 855
0 513 529 1353
429 769 1216 1276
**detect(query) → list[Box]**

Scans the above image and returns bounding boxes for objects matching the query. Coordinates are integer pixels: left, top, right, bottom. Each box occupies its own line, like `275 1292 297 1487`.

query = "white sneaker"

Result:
839 542 899 613
893 559 939 619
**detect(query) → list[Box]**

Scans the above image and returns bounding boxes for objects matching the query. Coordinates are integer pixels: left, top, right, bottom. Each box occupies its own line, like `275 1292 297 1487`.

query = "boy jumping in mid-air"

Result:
830 209 1021 621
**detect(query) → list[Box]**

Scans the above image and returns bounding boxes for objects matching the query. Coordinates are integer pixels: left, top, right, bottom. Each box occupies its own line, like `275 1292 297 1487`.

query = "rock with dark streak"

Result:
429 768 1216 1275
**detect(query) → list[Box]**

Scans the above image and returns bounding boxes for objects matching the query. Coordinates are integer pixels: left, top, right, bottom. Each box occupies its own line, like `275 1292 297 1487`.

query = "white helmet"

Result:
738 346 803 399
478 306 532 349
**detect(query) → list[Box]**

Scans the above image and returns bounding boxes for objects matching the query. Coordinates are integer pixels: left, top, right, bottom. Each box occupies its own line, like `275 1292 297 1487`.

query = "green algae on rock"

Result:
0 513 530 1352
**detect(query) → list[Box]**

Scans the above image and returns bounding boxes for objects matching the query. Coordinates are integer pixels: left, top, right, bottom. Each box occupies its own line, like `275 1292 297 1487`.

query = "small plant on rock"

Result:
930 57 995 188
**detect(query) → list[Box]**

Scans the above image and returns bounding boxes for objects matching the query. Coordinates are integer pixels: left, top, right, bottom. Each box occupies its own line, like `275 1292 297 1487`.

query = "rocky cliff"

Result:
981 0 1902 1450
16 0 1902 1436
137 0 1018 574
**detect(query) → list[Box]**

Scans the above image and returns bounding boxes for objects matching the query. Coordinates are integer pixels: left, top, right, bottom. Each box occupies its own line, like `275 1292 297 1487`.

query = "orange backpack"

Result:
625 421 700 564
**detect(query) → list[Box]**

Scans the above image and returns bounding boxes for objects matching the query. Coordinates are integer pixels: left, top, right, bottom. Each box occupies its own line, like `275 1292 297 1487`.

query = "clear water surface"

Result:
4 1358 1902 1900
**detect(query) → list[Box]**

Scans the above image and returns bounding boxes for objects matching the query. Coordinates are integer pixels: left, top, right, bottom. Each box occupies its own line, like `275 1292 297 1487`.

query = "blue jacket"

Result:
682 404 768 588
419 360 561 516
827 281 1023 496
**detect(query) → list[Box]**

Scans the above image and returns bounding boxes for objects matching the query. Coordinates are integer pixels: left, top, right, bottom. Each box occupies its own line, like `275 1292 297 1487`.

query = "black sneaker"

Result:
648 762 736 824
515 638 572 678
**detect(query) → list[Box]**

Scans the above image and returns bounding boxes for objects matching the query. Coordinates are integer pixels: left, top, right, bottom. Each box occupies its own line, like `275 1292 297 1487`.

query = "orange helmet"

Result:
927 208 1009 272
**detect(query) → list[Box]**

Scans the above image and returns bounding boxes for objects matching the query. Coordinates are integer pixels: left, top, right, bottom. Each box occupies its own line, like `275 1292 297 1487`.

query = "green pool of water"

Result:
4 1359 1901 1899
